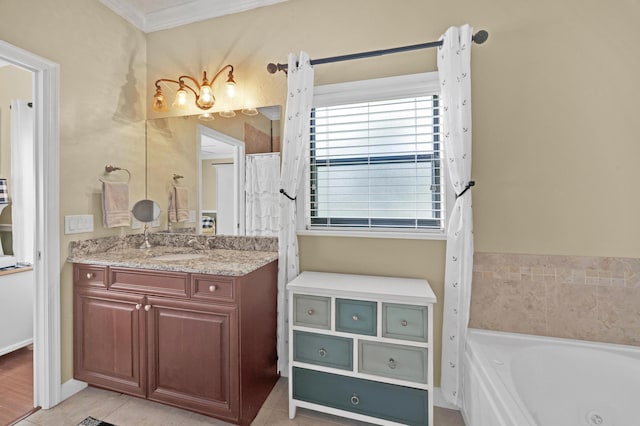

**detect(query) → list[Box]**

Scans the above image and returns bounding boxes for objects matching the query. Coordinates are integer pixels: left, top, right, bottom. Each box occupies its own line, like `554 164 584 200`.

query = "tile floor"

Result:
16 379 465 426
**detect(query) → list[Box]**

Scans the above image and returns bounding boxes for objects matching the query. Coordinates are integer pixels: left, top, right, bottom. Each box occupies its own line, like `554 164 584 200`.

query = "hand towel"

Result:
174 185 189 222
102 181 131 228
168 190 177 223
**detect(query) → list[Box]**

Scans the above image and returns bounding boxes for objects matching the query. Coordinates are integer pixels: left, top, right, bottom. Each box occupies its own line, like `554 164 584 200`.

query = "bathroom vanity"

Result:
287 271 436 426
69 235 278 426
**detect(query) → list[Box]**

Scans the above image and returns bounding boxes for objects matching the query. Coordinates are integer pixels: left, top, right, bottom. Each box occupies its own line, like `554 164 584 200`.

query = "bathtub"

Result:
462 328 640 426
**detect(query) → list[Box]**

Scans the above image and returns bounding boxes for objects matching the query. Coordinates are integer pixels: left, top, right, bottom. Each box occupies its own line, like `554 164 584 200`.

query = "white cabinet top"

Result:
287 271 436 305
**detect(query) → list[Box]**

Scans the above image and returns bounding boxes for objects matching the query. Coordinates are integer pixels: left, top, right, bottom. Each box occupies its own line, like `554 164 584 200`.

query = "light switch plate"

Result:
64 214 94 234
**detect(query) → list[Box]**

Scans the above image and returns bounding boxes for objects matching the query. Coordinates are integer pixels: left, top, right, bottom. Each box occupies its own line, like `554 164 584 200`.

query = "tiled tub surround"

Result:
68 234 278 276
470 252 640 346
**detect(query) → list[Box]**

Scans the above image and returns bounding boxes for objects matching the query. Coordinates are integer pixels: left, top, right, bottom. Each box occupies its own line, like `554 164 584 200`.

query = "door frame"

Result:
197 125 245 235
0 40 61 409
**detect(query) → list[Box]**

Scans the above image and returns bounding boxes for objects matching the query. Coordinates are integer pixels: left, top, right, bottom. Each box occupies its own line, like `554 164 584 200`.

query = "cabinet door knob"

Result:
307 309 314 315
388 358 397 369
401 319 408 327
144 305 151 312
135 304 142 310
86 272 94 279
350 394 360 406
209 285 217 292
352 315 359 321
318 348 327 358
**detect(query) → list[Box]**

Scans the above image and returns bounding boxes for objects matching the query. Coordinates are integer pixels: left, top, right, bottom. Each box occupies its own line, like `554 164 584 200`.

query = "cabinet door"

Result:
74 288 146 397
146 297 239 421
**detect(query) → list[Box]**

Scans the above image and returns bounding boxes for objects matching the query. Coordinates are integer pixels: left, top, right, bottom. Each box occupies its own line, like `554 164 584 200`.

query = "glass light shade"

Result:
226 81 236 98
198 112 215 121
197 85 214 109
219 110 236 118
173 88 189 109
241 107 258 116
152 89 169 112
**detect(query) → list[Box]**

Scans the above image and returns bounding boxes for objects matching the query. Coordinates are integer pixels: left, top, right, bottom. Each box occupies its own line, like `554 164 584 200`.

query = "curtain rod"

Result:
267 30 488 74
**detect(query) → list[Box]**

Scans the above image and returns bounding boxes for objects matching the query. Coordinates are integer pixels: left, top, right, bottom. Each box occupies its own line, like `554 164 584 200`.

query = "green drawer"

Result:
382 303 428 342
292 367 429 426
336 299 376 336
293 331 353 370
359 341 428 384
293 294 331 329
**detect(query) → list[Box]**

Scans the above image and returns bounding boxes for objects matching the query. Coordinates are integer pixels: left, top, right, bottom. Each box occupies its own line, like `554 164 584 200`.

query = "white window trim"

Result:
297 72 453 241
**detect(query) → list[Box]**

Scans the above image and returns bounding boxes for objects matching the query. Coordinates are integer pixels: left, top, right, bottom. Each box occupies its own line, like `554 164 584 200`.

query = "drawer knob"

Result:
352 315 359 321
318 348 327 358
209 285 217 292
307 309 314 316
144 305 151 312
86 272 94 279
135 304 142 310
388 358 397 369
350 394 360 406
401 319 408 327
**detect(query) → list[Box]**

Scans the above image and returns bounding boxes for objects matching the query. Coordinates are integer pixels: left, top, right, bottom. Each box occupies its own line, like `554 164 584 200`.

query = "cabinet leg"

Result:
288 400 297 419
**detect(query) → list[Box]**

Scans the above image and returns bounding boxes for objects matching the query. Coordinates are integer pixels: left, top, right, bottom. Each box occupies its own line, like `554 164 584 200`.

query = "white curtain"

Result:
245 153 280 236
277 52 314 373
438 25 475 407
10 100 35 264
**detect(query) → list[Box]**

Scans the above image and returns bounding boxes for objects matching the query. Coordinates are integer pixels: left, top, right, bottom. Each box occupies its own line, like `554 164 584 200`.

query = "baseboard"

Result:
0 338 33 357
60 379 87 402
433 386 460 410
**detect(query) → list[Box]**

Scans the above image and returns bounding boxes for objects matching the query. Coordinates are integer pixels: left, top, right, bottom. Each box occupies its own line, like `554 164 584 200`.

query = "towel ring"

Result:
101 165 131 183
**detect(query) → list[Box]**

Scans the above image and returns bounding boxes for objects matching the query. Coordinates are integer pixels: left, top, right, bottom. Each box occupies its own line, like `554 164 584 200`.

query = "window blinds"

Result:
308 95 442 231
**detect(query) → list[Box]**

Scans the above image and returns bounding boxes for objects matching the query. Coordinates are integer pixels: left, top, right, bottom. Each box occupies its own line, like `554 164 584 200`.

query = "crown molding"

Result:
101 0 287 33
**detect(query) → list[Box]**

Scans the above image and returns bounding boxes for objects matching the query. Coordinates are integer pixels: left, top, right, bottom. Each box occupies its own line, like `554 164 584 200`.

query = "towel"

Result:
168 191 177 223
174 185 189 222
102 181 131 228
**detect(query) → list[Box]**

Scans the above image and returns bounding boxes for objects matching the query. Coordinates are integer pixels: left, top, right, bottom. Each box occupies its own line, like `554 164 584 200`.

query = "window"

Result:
304 72 448 238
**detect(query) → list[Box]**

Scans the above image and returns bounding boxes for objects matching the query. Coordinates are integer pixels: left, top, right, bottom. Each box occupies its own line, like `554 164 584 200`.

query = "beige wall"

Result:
3 0 639 389
0 0 147 382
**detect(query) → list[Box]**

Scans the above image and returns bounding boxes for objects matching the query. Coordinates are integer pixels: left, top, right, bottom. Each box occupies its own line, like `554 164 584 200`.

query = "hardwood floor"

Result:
0 346 35 426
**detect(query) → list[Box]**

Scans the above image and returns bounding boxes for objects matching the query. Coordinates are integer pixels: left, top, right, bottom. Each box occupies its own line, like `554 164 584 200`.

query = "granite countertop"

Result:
67 234 278 277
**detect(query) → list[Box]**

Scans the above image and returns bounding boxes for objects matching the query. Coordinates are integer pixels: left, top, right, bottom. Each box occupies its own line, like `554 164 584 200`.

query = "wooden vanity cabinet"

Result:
73 261 278 426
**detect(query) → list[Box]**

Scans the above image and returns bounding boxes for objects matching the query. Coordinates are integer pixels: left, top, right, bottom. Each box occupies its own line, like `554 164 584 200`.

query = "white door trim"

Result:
0 40 61 409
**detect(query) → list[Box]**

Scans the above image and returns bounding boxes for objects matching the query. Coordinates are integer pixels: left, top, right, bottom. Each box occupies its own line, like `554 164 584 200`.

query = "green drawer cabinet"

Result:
293 367 429 426
287 271 436 426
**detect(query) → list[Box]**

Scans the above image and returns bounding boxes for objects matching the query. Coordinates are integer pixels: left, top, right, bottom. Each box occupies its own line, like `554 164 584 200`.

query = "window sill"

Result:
297 228 447 241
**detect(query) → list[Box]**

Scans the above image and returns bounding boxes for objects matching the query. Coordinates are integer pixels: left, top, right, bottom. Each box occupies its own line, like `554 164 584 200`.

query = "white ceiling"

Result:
100 0 287 33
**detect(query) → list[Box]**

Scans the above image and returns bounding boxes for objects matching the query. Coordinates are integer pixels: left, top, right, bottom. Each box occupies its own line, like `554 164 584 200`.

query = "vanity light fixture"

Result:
152 64 236 112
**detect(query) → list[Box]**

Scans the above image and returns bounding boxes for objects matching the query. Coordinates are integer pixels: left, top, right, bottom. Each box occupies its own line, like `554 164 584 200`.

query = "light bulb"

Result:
197 85 214 109
226 82 236 98
173 88 189 109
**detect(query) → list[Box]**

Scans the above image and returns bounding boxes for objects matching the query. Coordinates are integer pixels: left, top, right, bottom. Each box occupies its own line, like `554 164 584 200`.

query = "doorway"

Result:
0 40 61 412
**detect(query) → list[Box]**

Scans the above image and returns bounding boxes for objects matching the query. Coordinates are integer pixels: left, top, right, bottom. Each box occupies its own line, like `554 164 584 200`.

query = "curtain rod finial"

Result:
472 30 489 44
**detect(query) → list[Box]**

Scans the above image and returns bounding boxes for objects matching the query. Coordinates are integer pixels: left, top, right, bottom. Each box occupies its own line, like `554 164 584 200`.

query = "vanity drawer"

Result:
293 294 331 329
292 367 429 426
336 299 376 336
191 275 235 303
74 264 107 288
109 267 188 298
293 331 353 370
359 341 428 384
382 303 428 342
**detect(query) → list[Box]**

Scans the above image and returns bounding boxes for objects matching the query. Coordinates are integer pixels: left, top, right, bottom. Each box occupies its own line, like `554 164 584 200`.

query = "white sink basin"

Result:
151 253 206 261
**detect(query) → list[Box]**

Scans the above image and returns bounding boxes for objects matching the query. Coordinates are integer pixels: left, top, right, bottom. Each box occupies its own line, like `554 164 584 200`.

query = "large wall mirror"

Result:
145 106 281 236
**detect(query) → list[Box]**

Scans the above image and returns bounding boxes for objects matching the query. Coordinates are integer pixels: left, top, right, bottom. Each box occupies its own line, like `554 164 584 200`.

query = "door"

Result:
215 163 235 235
146 297 239 420
73 288 146 397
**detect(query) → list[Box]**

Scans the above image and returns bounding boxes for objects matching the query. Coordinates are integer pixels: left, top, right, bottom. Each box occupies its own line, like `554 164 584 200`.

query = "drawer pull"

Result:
307 309 314 315
388 358 397 369
86 272 95 279
135 304 142 310
352 315 359 321
401 319 408 327
208 285 217 292
318 348 327 358
144 305 151 312
350 394 360 406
